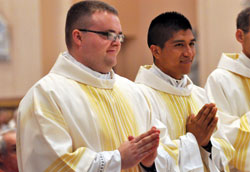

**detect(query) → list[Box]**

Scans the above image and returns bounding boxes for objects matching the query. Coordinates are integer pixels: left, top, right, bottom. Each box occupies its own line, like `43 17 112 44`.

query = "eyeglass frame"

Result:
78 29 125 43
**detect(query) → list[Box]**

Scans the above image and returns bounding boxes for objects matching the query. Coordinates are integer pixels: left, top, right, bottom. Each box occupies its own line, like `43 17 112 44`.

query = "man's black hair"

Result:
237 7 250 33
148 11 192 49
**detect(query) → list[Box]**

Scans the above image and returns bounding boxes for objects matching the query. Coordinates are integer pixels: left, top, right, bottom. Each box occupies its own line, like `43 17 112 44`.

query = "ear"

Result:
236 29 244 43
72 29 83 47
149 45 161 60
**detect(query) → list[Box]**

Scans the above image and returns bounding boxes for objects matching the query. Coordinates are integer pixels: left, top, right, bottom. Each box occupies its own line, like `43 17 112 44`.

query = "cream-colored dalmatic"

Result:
17 53 172 172
206 52 250 171
135 65 234 172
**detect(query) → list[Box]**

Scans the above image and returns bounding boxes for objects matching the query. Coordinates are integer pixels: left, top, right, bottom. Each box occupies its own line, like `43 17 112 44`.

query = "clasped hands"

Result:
118 103 217 169
186 103 218 147
118 127 160 169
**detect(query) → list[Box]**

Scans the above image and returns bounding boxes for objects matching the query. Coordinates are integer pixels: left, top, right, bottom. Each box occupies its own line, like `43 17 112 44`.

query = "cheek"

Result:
192 47 196 55
192 50 196 59
99 41 112 52
117 45 121 53
8 154 17 165
159 57 170 66
86 38 108 49
245 41 250 51
85 43 108 58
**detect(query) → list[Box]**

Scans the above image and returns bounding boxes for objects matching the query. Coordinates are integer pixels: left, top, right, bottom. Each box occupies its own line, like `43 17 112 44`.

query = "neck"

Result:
242 50 250 59
67 50 111 74
154 63 182 80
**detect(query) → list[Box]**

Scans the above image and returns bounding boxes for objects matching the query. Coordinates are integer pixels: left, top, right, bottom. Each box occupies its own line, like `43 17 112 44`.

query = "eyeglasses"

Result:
78 29 125 43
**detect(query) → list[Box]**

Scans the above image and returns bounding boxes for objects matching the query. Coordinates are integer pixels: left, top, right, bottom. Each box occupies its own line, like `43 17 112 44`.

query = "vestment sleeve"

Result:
206 72 250 171
214 111 250 171
140 87 204 171
205 72 233 114
160 131 204 171
204 121 235 172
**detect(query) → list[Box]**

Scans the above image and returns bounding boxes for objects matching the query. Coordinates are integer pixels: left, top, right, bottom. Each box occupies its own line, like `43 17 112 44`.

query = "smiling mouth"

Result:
180 59 192 64
107 49 117 53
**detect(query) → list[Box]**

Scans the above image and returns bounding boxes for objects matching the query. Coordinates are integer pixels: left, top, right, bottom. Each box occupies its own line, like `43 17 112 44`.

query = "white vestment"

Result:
17 53 172 172
135 65 234 172
205 53 250 171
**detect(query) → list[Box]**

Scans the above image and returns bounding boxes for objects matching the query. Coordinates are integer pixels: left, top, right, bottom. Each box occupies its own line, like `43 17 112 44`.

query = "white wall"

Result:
197 0 243 86
0 0 247 99
0 0 42 98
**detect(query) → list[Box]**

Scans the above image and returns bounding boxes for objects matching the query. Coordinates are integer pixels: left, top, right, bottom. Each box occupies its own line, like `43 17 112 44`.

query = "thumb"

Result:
128 135 134 141
187 114 195 123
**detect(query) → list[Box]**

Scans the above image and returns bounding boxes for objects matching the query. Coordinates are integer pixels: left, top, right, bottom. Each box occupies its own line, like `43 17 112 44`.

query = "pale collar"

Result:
63 51 112 79
218 53 250 78
50 53 116 89
135 65 193 96
150 64 188 88
239 52 250 69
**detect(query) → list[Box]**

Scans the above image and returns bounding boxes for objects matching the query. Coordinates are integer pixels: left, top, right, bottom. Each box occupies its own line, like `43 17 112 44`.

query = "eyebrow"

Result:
108 29 123 34
172 38 196 43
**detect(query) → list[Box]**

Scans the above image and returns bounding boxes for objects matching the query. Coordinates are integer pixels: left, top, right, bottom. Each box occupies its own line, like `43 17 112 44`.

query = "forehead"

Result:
168 29 195 42
89 11 122 31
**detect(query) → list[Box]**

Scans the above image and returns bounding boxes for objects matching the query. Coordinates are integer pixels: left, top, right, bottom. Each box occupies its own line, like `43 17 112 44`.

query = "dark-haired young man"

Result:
205 7 250 171
17 1 171 171
135 12 234 171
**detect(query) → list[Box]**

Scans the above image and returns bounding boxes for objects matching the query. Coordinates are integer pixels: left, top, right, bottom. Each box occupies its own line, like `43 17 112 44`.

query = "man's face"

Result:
154 29 196 79
2 132 18 172
79 11 122 74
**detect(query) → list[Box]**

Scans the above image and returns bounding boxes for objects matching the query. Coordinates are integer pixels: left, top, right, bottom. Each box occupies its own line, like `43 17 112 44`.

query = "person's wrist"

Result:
202 140 212 153
140 162 156 172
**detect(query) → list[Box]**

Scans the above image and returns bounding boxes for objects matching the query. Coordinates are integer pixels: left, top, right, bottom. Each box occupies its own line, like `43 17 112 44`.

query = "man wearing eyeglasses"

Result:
16 1 172 172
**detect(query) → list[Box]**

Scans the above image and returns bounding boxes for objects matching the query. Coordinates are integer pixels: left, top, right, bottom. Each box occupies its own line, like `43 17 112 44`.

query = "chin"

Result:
182 69 191 75
107 59 117 67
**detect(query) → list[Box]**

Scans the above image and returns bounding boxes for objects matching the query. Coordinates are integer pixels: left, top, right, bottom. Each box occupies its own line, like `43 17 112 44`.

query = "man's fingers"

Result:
203 107 217 128
208 107 217 125
119 128 159 170
198 106 211 122
131 131 153 143
137 132 159 148
187 115 191 124
131 127 159 143
197 103 216 123
137 142 159 159
138 138 159 154
128 136 134 141
187 114 195 124
207 116 218 134
196 104 209 121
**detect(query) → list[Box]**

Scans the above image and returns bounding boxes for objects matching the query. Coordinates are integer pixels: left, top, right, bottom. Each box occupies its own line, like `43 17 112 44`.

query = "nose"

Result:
111 37 121 46
183 45 194 57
